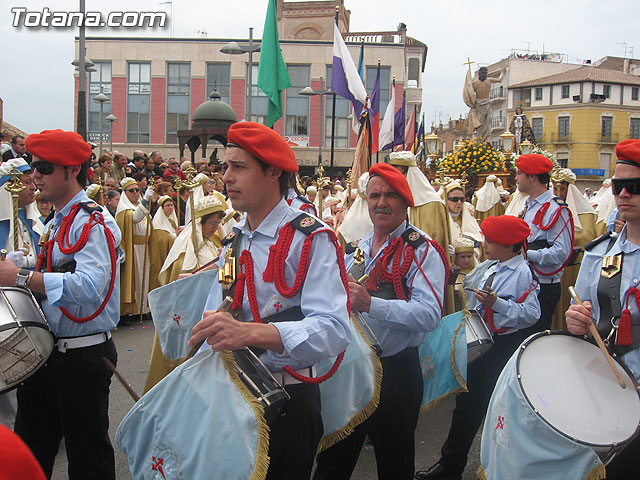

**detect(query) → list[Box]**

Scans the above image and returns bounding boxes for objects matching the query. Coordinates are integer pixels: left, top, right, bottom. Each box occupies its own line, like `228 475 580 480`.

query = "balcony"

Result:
600 132 619 145
490 86 506 102
490 117 505 131
551 133 572 144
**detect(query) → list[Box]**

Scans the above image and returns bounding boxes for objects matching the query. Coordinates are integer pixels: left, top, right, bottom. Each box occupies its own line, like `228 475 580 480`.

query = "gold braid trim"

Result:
476 465 488 480
477 461 605 480
585 464 606 480
316 317 383 453
219 350 271 480
421 316 468 413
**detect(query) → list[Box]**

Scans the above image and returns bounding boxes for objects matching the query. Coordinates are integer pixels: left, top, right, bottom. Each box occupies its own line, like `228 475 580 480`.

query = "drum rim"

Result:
516 330 640 449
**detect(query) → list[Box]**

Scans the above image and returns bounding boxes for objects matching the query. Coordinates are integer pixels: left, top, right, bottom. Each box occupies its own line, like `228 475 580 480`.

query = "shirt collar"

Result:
53 190 89 224
362 220 408 252
617 226 640 254
526 189 552 208
234 197 289 239
496 254 523 271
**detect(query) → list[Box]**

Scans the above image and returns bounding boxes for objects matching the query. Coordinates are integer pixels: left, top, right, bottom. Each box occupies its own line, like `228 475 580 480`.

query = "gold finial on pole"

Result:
4 166 27 251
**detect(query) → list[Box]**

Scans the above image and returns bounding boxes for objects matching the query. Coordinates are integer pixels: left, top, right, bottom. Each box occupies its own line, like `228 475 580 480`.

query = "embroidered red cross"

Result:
495 416 504 431
152 456 166 480
274 301 283 313
172 314 181 326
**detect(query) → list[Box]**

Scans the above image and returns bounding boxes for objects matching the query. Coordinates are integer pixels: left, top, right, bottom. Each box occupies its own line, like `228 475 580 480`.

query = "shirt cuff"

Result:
368 296 389 322
43 272 65 306
491 297 509 315
526 249 541 262
271 322 309 355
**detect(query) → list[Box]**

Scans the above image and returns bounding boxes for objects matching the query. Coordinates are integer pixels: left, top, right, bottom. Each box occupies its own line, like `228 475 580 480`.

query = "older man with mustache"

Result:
314 163 448 480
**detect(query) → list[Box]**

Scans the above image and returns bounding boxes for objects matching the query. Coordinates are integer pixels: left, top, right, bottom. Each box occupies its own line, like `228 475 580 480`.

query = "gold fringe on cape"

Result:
476 462 606 480
316 316 383 453
219 350 271 480
421 315 468 414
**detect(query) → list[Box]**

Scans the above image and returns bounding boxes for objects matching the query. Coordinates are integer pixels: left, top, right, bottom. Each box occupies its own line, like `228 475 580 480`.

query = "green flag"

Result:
257 0 291 127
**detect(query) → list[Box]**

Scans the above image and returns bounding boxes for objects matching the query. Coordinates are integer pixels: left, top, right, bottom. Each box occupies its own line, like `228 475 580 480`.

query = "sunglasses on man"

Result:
126 188 141 193
31 160 56 175
447 196 465 203
612 177 640 196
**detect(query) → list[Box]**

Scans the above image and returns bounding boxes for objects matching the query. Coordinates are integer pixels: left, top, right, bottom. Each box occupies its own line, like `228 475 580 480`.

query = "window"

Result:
631 118 640 139
366 66 391 118
532 117 543 140
127 62 151 143
603 84 611 99
206 63 231 104
557 153 569 168
408 58 420 84
88 62 112 144
514 88 531 107
558 116 570 138
166 63 190 144
601 116 613 140
325 65 350 147
535 87 543 101
246 64 268 124
561 85 570 99
632 87 639 101
285 65 310 136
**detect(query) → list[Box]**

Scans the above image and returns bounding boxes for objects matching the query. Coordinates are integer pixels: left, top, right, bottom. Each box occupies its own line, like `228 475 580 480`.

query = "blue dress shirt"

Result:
41 190 121 337
204 198 350 372
345 221 445 358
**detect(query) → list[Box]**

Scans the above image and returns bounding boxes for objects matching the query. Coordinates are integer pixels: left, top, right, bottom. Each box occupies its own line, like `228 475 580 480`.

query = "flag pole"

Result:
330 6 340 180
376 60 381 163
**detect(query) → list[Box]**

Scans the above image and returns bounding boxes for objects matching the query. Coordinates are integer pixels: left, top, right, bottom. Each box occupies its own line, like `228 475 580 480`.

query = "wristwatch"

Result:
15 269 33 289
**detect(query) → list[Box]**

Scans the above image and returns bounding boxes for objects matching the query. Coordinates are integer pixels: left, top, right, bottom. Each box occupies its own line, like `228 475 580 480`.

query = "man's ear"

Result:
267 166 283 183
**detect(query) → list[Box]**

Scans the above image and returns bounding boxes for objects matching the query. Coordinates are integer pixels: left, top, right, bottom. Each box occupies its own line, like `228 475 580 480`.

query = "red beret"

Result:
0 424 46 480
368 162 414 207
227 122 298 172
516 154 553 175
616 139 640 167
481 216 530 245
25 129 92 166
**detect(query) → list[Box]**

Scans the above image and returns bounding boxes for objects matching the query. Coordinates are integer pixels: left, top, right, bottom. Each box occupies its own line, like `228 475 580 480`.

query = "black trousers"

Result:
313 347 423 480
439 332 522 475
266 382 323 480
14 338 117 480
521 281 561 339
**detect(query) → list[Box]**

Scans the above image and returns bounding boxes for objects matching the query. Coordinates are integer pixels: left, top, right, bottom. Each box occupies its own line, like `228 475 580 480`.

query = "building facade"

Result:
76 0 427 175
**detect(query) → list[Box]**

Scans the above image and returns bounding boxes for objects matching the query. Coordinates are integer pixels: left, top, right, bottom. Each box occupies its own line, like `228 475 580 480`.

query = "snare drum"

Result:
480 332 640 479
232 347 290 426
465 311 493 363
0 287 54 393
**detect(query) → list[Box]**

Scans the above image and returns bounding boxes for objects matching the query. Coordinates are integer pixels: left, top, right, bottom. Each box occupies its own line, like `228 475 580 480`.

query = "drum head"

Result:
518 332 640 447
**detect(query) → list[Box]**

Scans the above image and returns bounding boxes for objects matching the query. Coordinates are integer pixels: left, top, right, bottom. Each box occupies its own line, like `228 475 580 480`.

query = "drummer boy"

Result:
566 139 640 479
416 215 540 480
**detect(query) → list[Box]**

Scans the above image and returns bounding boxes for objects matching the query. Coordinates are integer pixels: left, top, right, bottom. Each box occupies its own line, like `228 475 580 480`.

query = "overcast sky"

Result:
2 0 639 134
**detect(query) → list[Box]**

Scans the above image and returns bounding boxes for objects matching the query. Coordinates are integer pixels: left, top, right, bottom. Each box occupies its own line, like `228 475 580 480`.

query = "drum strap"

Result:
596 240 640 355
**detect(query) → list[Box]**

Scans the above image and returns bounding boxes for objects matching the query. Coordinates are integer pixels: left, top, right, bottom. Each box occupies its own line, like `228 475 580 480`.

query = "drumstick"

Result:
103 358 141 402
184 296 234 361
569 286 626 390
0 249 6 261
192 257 220 274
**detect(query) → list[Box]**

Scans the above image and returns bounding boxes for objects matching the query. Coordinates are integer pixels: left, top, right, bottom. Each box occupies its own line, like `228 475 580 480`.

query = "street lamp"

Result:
105 114 117 153
220 27 260 121
300 77 331 169
93 90 110 154
425 132 440 157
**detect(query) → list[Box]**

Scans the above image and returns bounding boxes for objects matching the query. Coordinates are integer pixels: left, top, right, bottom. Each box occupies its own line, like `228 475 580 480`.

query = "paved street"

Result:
52 322 481 479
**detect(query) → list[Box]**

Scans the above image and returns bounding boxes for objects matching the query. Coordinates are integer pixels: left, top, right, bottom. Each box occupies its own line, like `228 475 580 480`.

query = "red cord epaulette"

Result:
36 203 117 324
232 221 349 384
526 202 575 276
